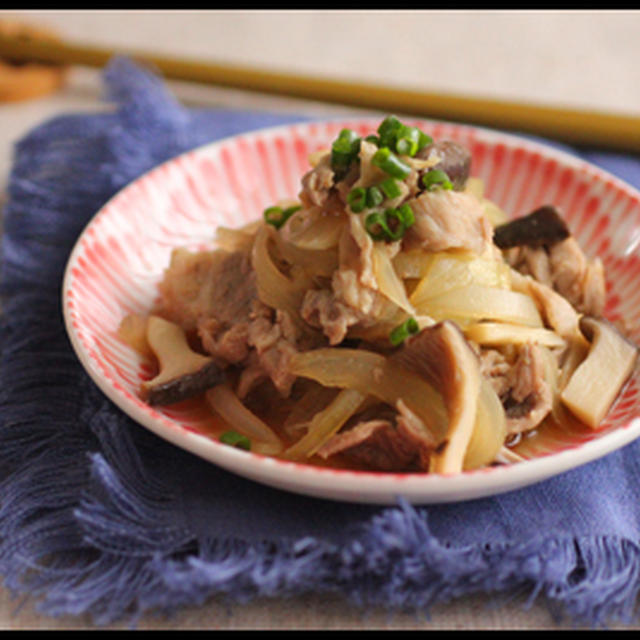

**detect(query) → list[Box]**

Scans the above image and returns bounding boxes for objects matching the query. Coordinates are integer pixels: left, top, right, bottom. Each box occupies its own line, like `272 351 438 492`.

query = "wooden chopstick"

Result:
2 31 640 153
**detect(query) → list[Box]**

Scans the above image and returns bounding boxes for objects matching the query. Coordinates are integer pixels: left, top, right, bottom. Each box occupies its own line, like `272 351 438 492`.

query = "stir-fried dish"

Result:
119 116 638 474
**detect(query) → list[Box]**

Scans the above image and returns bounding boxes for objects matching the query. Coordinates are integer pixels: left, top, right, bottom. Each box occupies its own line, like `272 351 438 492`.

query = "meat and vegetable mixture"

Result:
119 116 638 474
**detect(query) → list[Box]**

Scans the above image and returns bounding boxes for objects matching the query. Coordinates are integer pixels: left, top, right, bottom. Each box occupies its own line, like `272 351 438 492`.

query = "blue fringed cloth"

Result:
2 58 640 627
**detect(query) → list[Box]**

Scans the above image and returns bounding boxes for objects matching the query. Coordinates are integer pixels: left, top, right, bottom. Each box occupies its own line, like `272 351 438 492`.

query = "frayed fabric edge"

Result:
1 441 639 629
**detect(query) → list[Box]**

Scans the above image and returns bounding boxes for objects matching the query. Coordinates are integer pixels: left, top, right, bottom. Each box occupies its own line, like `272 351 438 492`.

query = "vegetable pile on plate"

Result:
119 116 638 474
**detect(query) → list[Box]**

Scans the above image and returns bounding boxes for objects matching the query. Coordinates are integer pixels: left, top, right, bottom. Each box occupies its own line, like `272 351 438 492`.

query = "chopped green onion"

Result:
397 126 433 157
417 130 433 152
376 116 433 158
383 208 409 241
377 116 404 148
365 134 380 146
219 430 252 451
263 204 301 229
379 176 402 199
364 212 392 241
331 128 361 172
422 169 454 191
389 317 420 346
364 205 414 242
371 147 411 180
395 127 421 157
397 203 415 227
365 185 384 208
347 187 367 213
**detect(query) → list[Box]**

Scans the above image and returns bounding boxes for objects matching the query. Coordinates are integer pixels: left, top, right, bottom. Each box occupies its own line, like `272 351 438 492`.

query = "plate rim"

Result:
61 115 640 505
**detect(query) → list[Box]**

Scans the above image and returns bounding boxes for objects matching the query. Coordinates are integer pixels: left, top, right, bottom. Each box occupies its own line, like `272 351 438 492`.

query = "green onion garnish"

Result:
347 186 367 213
395 127 421 157
379 177 402 199
364 134 380 146
383 208 409 241
365 185 384 208
371 147 411 180
376 116 432 157
263 204 301 229
364 204 415 242
397 203 415 227
331 128 361 173
219 430 252 451
377 116 404 148
422 169 454 191
389 317 420 346
364 212 393 241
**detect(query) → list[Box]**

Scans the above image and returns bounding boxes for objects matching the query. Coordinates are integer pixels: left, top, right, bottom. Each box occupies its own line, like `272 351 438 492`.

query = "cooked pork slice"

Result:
159 247 303 398
404 190 494 255
510 269 581 340
300 288 363 346
158 248 256 332
479 348 512 398
316 418 420 471
299 153 335 208
242 303 300 398
505 236 606 317
300 216 398 345
506 246 553 287
198 318 250 364
548 237 606 316
395 399 438 469
502 343 553 435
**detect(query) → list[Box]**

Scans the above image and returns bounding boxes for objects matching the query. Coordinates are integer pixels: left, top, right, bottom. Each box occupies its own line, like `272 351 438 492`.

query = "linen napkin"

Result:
2 57 640 628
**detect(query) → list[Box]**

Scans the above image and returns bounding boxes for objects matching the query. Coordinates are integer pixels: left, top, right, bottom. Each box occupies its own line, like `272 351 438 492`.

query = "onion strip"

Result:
371 244 416 315
251 225 313 333
289 348 448 441
282 388 366 460
273 232 338 278
464 322 566 349
414 285 544 328
462 379 507 470
410 251 511 308
283 207 345 250
206 384 283 455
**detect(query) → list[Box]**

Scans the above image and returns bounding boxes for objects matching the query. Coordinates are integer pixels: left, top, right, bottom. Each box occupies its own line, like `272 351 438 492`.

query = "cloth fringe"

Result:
0 57 639 628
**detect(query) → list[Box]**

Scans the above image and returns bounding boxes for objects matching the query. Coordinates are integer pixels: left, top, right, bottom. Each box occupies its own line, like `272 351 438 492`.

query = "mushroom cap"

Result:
393 321 482 474
141 315 225 406
493 205 570 250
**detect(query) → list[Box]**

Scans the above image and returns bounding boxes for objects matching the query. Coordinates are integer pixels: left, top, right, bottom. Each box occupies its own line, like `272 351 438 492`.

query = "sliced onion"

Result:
206 384 283 454
414 285 543 327
409 251 511 308
283 388 366 460
251 224 312 332
371 243 416 315
392 249 436 279
289 348 448 441
273 232 338 278
214 220 261 252
464 322 566 349
282 207 345 250
462 378 507 470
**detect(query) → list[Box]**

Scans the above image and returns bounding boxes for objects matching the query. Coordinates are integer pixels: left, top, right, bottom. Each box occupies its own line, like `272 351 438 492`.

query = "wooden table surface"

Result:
0 9 639 630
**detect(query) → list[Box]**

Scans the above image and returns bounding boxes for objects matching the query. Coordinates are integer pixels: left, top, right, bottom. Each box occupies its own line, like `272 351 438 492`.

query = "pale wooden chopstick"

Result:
1 31 640 153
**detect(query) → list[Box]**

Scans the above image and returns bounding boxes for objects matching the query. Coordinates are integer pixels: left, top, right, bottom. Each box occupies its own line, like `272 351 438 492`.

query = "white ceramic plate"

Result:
62 117 640 504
